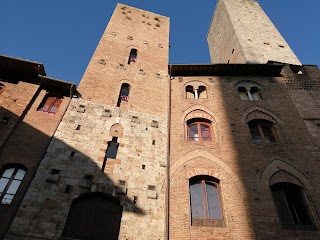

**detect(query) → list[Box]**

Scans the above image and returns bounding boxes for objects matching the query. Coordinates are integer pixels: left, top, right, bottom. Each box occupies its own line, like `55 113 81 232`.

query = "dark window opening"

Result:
186 85 195 99
128 48 138 64
37 94 62 114
237 85 262 101
102 137 119 171
248 119 276 145
271 183 313 229
189 176 223 224
187 118 212 142
117 83 130 107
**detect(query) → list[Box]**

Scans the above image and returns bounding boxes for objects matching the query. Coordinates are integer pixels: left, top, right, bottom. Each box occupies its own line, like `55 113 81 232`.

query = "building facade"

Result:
0 55 75 239
2 0 320 239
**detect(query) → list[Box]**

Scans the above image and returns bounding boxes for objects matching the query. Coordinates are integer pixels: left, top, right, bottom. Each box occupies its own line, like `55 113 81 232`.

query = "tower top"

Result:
207 0 301 65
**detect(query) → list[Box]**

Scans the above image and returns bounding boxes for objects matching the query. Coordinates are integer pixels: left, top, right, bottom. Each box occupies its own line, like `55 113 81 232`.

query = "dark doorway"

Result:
62 193 123 240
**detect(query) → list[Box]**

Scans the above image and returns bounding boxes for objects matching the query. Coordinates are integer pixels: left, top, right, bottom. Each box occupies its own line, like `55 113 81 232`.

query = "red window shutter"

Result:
39 97 55 112
48 98 62 113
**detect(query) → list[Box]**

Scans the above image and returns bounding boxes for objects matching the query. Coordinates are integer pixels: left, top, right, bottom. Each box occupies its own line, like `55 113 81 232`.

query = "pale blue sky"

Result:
1 1 319 84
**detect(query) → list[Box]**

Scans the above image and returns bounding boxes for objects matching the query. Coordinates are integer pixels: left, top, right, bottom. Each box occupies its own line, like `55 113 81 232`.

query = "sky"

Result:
1 1 319 85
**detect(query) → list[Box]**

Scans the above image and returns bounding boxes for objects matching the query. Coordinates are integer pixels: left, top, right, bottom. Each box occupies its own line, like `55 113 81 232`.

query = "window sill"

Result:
191 218 225 228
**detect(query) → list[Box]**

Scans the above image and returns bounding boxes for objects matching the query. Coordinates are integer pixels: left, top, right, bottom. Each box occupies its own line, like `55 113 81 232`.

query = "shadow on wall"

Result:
0 107 145 240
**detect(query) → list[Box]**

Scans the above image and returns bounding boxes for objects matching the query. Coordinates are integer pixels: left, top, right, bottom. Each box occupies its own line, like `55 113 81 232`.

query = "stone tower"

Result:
6 4 170 239
207 0 301 65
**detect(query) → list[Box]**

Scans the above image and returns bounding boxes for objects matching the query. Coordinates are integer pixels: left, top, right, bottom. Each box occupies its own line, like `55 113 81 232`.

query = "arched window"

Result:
117 83 130 107
0 166 26 204
270 182 312 229
248 119 276 144
128 48 138 64
187 118 212 141
62 193 123 239
185 84 208 99
186 85 195 99
198 86 207 99
236 82 263 100
189 176 223 226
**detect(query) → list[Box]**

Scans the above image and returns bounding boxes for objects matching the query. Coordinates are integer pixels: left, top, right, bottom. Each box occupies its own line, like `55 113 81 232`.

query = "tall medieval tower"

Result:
207 0 301 65
6 4 170 240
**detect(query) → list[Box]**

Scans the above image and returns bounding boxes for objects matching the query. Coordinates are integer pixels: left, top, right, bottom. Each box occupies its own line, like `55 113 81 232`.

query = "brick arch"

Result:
241 105 283 124
259 159 313 192
181 105 217 123
118 79 135 87
126 44 142 53
170 149 245 195
234 80 264 89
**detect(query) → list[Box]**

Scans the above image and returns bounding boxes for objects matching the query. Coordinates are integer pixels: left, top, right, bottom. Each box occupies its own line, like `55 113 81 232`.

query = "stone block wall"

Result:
6 98 168 239
207 0 301 65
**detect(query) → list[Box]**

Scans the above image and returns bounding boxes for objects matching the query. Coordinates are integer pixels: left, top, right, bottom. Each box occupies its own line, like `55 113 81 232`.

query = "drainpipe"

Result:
166 65 172 240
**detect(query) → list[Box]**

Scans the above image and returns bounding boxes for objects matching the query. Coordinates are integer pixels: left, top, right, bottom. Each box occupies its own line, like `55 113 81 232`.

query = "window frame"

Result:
189 176 225 227
37 95 62 114
270 182 314 230
187 120 212 142
236 82 263 101
0 166 26 205
128 48 138 64
248 119 277 145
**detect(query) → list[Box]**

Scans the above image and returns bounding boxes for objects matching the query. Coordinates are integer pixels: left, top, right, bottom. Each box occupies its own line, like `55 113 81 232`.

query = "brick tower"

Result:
6 4 170 239
207 0 301 65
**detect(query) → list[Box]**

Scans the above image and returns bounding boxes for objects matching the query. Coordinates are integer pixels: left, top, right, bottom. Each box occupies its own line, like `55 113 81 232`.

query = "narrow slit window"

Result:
128 49 138 64
117 83 130 107
102 137 119 171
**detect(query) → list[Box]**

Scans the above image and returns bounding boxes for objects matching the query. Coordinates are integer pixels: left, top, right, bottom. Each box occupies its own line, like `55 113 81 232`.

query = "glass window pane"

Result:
200 124 211 141
0 178 9 194
1 194 14 204
6 179 22 195
2 168 15 178
249 124 262 144
261 125 276 143
190 182 205 218
14 169 26 180
206 182 222 219
272 189 295 225
188 124 199 141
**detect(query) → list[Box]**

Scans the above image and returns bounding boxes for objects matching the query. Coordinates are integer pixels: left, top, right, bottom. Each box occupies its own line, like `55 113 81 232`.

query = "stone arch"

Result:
110 123 123 138
259 159 313 192
241 105 283 124
170 149 245 195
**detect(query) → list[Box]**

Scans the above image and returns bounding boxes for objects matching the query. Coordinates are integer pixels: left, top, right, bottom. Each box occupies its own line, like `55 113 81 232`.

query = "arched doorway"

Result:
62 192 123 240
